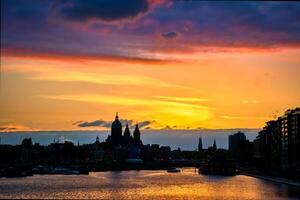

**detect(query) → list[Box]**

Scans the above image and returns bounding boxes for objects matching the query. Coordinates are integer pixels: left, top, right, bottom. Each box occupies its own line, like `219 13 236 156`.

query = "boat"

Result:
167 167 181 173
32 166 81 175
51 167 80 175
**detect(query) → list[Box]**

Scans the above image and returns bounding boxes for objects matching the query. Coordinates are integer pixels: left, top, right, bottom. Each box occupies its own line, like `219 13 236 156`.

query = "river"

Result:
0 168 298 199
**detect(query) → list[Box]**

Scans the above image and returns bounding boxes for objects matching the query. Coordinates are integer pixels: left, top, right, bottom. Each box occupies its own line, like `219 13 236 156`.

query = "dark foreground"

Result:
0 168 299 199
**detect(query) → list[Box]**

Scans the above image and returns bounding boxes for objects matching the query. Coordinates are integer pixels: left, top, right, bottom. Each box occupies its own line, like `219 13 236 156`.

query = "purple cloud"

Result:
2 0 300 61
162 31 178 39
52 0 151 23
76 119 153 129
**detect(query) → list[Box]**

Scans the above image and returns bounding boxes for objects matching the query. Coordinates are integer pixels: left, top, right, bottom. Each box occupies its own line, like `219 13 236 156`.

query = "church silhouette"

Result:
106 113 143 147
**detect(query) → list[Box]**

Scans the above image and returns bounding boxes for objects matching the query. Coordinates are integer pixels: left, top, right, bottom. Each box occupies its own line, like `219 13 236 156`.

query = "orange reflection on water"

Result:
0 169 297 199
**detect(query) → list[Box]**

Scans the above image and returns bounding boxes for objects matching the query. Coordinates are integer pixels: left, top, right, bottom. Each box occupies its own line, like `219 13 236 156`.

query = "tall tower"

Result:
133 123 141 146
111 112 122 145
123 124 131 145
198 136 203 151
213 138 217 150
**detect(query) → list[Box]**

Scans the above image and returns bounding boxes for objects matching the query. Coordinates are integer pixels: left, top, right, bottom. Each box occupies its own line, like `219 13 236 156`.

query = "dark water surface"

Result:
0 168 298 199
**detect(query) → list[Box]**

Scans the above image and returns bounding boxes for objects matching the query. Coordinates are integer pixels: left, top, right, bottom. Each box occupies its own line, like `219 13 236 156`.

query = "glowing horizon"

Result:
1 1 300 132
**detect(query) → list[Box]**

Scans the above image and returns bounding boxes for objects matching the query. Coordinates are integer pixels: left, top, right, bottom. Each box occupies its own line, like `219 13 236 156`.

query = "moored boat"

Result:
167 167 181 173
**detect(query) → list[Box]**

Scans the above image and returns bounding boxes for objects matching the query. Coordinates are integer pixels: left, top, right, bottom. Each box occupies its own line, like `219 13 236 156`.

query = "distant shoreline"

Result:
0 129 259 150
0 128 260 133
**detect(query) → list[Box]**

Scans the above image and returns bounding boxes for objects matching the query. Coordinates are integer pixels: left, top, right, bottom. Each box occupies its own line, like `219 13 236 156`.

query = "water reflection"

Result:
0 168 298 199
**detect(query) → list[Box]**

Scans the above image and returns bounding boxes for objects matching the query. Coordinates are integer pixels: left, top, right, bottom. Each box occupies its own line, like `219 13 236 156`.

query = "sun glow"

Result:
1 0 300 132
1 48 300 131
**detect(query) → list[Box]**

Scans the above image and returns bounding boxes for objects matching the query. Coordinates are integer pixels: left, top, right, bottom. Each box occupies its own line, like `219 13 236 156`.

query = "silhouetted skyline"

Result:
1 1 300 199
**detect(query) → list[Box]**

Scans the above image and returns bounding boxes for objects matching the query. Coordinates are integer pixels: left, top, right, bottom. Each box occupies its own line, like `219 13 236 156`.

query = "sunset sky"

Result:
1 0 300 132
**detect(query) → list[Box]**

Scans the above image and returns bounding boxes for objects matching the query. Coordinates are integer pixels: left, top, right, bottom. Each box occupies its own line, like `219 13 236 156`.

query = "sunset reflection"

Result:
0 169 296 199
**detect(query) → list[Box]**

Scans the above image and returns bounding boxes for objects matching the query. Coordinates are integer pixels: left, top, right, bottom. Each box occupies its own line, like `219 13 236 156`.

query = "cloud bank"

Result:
2 0 300 61
75 119 153 129
52 0 151 23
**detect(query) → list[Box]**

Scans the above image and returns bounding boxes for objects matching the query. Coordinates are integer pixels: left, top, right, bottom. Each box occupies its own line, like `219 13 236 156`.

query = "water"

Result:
0 169 298 199
0 129 258 150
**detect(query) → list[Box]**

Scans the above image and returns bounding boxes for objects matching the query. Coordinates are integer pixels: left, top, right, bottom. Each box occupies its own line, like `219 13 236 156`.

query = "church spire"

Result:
198 136 203 151
124 123 130 137
213 138 217 150
133 123 141 146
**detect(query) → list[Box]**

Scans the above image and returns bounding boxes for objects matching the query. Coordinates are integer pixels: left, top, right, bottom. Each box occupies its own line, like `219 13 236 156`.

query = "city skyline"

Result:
1 1 300 132
0 1 299 199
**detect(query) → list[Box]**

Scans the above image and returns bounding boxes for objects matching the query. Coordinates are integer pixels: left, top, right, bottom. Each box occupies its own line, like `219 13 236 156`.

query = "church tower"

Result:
213 138 217 150
123 124 131 146
111 112 122 145
133 123 141 146
198 136 203 152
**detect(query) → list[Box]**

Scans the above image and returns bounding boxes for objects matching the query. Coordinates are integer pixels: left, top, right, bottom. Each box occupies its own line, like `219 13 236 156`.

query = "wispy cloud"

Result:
153 96 209 103
242 100 262 104
221 116 268 120
2 48 174 65
0 124 31 132
30 71 173 88
39 94 210 109
39 93 213 128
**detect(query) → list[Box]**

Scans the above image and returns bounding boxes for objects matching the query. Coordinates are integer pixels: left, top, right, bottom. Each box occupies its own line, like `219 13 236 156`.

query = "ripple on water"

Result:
0 169 298 199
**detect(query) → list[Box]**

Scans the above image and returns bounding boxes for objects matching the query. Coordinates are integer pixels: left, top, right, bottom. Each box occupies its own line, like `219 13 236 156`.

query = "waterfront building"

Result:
267 120 281 172
92 137 104 162
278 108 300 174
228 131 254 163
159 146 171 161
253 108 300 177
229 131 246 153
253 128 272 170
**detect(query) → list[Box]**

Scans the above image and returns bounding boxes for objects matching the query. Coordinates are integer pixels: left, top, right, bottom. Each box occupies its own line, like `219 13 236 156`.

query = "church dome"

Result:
111 113 122 129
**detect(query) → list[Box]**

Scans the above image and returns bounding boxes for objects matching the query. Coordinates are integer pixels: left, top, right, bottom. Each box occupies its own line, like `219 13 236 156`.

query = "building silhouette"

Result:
111 113 122 145
229 131 246 153
198 136 203 152
123 124 131 146
107 113 143 148
253 108 300 176
133 124 142 146
278 108 300 173
212 139 217 150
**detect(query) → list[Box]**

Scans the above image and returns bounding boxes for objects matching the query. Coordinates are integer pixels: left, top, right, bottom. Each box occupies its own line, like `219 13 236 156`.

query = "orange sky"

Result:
1 48 299 131
1 1 300 131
